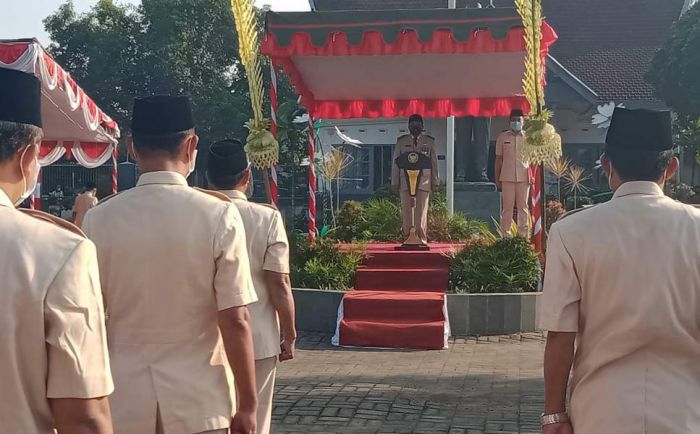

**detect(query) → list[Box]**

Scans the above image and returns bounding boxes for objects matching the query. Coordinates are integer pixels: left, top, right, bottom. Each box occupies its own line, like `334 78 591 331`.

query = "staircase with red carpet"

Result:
335 244 461 350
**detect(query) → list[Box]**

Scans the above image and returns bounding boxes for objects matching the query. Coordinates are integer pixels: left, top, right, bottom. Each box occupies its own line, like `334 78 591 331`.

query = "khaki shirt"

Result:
540 182 700 433
0 189 112 434
222 190 290 360
495 130 529 183
72 191 98 228
391 133 439 192
83 171 257 434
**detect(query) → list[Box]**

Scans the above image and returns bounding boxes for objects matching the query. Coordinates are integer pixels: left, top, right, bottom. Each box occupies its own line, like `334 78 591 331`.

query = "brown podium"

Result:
395 151 432 251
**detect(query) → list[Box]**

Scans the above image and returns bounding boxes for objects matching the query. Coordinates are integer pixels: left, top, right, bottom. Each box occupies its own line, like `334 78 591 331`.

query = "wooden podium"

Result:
395 151 432 251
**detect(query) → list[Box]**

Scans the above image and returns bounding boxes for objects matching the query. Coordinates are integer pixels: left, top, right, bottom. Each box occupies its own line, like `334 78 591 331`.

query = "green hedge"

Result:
289 235 364 291
449 237 540 294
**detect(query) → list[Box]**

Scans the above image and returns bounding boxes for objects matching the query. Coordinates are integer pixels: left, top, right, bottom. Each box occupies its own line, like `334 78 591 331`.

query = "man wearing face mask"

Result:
391 114 439 245
206 139 296 434
495 109 531 237
0 68 114 433
82 96 259 434
539 108 700 434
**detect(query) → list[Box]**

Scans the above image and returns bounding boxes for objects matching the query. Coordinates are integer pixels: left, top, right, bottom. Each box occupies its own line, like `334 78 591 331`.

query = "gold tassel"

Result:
515 0 562 165
230 0 279 169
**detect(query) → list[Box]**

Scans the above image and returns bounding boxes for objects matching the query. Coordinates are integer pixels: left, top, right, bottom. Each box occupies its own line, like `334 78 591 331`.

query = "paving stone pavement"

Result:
271 332 546 434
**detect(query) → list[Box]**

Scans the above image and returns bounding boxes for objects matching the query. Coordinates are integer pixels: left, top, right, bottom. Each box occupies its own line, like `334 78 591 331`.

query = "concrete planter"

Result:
446 293 541 336
293 288 541 336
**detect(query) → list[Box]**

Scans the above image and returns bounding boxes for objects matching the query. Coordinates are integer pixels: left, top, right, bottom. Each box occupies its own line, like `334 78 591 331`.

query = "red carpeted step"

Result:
339 319 445 350
355 268 448 292
343 290 444 323
362 251 451 270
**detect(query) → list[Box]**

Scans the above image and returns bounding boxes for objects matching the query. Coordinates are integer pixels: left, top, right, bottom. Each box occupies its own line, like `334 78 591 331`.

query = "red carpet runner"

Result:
334 243 461 350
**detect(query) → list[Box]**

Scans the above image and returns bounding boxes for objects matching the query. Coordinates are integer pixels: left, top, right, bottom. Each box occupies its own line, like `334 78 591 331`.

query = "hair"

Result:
604 147 674 182
132 129 193 156
0 121 43 162
85 181 97 191
207 167 249 191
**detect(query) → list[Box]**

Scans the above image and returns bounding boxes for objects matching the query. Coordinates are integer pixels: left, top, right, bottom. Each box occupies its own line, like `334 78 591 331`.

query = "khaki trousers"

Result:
255 357 277 434
500 181 530 237
400 190 430 244
155 406 228 434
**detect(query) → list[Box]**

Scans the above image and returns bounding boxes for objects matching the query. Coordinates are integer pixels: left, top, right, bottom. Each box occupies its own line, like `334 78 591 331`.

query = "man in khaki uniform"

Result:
206 139 297 434
391 114 439 244
0 67 113 433
83 96 259 434
539 108 700 434
72 180 98 227
495 109 531 237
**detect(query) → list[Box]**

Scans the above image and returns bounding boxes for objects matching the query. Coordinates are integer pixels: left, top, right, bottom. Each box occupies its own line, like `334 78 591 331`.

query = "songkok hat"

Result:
207 139 249 179
0 67 42 128
132 95 194 135
510 109 524 118
605 108 673 151
408 114 423 123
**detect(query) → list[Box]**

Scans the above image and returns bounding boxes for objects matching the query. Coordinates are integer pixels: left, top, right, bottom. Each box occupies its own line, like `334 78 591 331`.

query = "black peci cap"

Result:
0 67 42 128
207 139 249 179
131 95 195 135
605 108 673 152
510 109 524 118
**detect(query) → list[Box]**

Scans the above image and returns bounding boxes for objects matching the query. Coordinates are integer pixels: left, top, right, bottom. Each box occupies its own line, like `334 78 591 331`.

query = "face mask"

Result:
15 146 40 207
409 123 423 136
186 149 198 178
511 121 523 132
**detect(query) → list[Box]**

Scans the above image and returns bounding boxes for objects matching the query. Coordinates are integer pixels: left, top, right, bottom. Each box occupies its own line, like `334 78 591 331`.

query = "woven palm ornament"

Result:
230 0 279 169
515 0 562 165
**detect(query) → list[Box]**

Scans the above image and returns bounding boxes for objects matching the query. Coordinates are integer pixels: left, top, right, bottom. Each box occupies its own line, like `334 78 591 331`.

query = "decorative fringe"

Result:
515 0 562 165
230 0 279 168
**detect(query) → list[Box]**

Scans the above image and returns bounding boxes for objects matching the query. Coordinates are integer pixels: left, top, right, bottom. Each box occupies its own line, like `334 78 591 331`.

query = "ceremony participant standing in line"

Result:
83 96 259 434
0 68 113 434
539 108 700 434
207 139 296 434
495 109 531 237
391 114 439 244
72 180 98 227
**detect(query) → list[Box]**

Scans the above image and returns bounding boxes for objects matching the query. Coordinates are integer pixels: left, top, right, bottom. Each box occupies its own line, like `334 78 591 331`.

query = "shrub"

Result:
565 195 592 210
335 200 366 242
667 181 696 203
449 237 540 294
545 200 566 233
363 198 402 242
289 235 364 291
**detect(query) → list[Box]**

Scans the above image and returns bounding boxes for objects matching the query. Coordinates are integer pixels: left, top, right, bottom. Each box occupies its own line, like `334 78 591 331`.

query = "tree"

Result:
44 0 262 153
647 3 700 119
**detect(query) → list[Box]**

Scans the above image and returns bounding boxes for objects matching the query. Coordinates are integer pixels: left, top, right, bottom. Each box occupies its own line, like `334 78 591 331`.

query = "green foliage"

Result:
363 199 403 242
43 0 298 160
545 200 566 233
449 237 540 294
334 200 368 242
429 211 490 243
289 235 364 291
667 180 697 203
647 3 700 119
565 195 592 210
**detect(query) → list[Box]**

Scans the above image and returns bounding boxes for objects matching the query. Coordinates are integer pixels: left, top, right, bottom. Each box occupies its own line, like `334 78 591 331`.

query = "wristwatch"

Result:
541 412 569 426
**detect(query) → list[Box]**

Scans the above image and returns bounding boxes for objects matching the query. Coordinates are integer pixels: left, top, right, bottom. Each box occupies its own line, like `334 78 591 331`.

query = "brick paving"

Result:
272 333 546 434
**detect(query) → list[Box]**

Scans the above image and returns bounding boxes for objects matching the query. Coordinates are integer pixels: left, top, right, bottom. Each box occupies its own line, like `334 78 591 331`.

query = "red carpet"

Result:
336 243 462 350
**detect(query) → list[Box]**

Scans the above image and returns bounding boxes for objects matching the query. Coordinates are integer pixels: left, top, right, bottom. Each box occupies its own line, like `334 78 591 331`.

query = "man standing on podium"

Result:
391 114 439 245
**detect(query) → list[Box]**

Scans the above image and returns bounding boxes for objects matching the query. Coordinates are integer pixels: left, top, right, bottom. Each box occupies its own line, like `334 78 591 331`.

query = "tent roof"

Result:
262 8 557 119
0 39 119 146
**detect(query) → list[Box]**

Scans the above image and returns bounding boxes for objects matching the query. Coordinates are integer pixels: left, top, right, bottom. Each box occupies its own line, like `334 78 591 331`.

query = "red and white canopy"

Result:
262 8 557 119
0 39 120 168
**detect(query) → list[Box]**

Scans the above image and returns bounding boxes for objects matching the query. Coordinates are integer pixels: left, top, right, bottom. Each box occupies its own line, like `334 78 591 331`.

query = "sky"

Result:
1 0 310 45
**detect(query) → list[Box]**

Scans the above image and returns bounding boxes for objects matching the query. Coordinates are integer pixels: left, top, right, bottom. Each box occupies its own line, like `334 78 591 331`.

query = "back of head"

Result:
604 108 675 182
0 68 43 162
85 181 97 191
206 139 249 190
131 95 195 155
